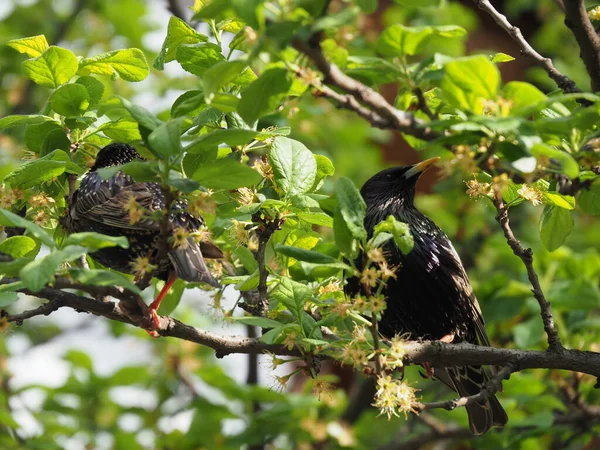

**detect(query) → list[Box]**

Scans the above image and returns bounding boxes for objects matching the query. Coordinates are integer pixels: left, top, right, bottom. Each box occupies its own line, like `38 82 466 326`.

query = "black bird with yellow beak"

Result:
346 157 507 435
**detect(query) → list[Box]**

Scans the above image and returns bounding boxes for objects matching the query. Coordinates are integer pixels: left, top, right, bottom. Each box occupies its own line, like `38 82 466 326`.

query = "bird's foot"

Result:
439 333 455 344
421 362 435 378
144 309 161 338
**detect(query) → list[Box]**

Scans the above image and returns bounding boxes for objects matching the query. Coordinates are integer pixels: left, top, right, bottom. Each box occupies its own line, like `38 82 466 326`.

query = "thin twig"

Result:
413 365 514 412
413 88 436 121
563 0 600 92
292 39 438 142
473 0 581 93
492 191 563 351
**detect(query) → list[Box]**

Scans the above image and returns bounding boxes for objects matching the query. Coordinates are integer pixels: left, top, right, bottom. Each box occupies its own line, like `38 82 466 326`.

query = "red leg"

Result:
148 272 178 331
440 333 455 344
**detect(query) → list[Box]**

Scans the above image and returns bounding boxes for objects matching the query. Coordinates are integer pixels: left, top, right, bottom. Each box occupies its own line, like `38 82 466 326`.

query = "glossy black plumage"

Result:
66 143 221 287
346 159 507 435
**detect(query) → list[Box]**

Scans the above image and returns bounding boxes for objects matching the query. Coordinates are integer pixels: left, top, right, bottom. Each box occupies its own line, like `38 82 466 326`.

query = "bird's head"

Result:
361 157 440 209
91 143 143 170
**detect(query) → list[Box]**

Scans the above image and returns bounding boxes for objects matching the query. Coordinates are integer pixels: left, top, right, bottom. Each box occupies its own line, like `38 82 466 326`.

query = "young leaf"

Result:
539 205 573 252
0 236 37 258
373 215 414 254
203 60 249 101
75 76 105 108
0 115 54 131
69 269 142 294
238 68 292 125
543 192 575 210
376 24 466 57
0 209 54 248
97 120 143 142
6 35 49 58
229 316 282 328
192 158 263 189
50 83 90 117
4 150 73 189
335 177 367 241
20 245 89 292
22 46 79 88
531 144 579 179
147 118 189 157
154 16 209 70
441 55 500 114
78 49 149 82
62 232 129 250
188 129 258 150
176 43 225 77
269 137 317 196
171 90 205 118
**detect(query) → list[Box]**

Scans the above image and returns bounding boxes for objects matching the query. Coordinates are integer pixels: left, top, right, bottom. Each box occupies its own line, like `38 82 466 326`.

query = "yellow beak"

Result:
403 157 440 179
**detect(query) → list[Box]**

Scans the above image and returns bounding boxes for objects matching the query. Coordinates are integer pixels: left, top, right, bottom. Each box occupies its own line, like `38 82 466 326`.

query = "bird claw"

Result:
144 309 161 338
439 333 455 344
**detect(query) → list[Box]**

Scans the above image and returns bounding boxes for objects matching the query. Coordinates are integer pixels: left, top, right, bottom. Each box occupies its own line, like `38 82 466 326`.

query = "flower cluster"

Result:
122 193 144 225
465 179 493 199
517 184 543 206
373 375 418 419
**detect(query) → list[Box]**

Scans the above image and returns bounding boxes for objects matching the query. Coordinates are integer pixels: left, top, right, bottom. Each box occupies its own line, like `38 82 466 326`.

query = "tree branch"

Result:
4 280 600 377
414 365 514 412
291 39 438 142
473 0 581 94
492 191 563 351
563 0 600 92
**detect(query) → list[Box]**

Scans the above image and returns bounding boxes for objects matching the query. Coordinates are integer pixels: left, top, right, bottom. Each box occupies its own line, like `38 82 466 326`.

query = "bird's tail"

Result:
435 365 508 435
168 238 221 288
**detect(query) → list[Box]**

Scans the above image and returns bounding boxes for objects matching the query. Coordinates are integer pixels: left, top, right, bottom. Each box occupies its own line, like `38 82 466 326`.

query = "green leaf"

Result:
0 236 37 258
75 76 105 108
269 137 317 196
0 210 54 248
147 118 189 157
276 245 350 269
0 292 18 308
171 90 205 118
373 215 414 254
335 177 367 241
579 183 600 215
62 232 129 250
176 43 225 77
441 55 500 114
0 115 54 131
203 60 249 101
22 46 78 88
188 129 259 150
229 316 282 328
97 160 160 182
491 52 515 63
64 349 93 371
7 35 49 57
192 158 262 189
155 278 185 315
4 149 73 189
543 192 575 210
503 81 547 115
78 49 149 82
376 24 466 57
238 68 292 124
20 245 88 291
334 204 359 258
154 16 209 70
97 120 142 142
393 0 440 5
539 205 573 252
119 97 163 131
356 0 378 13
296 211 333 227
312 6 360 32
270 277 311 316
530 144 579 179
50 83 90 117
69 269 141 294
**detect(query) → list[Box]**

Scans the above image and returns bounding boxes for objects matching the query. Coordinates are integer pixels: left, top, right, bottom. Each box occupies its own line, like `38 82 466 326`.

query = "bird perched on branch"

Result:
66 143 222 331
346 157 507 435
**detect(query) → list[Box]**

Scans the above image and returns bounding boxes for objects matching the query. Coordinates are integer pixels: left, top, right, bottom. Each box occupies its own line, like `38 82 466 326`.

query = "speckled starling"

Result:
66 143 222 328
346 157 507 435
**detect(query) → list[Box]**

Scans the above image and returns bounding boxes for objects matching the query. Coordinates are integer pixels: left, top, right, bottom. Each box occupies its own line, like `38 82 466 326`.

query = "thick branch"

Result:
474 0 581 93
4 282 600 376
563 0 600 92
292 39 439 142
492 192 563 351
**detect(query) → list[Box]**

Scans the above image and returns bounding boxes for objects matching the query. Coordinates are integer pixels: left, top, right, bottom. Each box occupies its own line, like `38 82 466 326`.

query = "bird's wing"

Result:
442 240 491 347
74 171 163 231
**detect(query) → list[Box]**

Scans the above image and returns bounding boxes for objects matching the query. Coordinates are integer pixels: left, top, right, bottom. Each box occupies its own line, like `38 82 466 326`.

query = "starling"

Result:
66 143 222 329
346 158 507 435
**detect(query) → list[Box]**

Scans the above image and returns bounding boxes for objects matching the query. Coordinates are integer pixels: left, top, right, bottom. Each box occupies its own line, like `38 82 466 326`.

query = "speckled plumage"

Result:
66 143 221 286
346 161 507 435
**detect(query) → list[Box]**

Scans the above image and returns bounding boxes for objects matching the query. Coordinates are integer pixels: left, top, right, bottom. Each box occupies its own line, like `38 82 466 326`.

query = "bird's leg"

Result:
147 272 178 331
422 333 456 378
